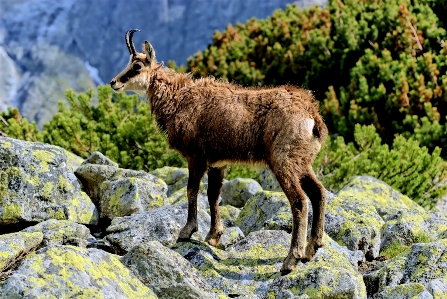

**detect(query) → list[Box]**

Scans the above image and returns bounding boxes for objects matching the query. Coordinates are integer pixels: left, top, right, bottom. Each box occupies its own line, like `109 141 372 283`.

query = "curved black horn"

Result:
125 29 140 56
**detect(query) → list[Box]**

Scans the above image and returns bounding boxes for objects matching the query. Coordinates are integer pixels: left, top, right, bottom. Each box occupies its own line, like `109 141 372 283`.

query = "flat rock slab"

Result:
173 230 366 298
106 202 211 254
1 245 158 299
0 137 98 226
0 231 43 271
21 219 93 248
121 241 218 299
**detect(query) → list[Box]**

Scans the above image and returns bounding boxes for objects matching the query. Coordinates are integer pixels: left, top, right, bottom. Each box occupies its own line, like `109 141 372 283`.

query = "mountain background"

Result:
0 0 326 128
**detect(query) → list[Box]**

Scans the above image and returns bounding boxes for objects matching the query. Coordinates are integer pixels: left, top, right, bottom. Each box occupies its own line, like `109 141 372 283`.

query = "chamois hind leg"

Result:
205 166 226 246
271 160 309 273
301 167 326 261
178 158 207 242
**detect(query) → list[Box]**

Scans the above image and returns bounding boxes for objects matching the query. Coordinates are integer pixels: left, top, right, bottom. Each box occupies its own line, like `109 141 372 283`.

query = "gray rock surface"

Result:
259 169 282 192
221 178 262 208
106 202 211 254
75 161 168 218
0 137 99 226
1 245 158 299
364 239 447 298
121 241 218 299
21 219 93 248
0 231 43 271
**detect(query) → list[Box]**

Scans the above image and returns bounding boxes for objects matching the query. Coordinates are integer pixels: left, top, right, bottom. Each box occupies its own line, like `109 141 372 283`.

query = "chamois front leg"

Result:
205 166 226 246
178 159 207 242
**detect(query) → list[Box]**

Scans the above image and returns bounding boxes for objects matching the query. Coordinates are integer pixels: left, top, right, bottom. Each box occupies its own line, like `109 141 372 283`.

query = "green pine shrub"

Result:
187 0 447 156
0 86 186 171
313 124 447 209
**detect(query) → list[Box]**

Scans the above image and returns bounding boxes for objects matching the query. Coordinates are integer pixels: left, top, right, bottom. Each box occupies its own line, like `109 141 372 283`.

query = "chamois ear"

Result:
143 41 156 64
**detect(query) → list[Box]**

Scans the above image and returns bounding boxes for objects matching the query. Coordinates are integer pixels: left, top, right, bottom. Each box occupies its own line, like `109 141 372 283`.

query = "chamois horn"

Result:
125 29 140 56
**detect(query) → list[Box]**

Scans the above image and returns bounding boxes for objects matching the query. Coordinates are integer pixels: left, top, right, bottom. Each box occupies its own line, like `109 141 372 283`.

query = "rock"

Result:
121 241 218 299
259 169 282 191
219 226 245 249
427 279 447 298
325 192 384 260
99 176 169 219
75 162 168 218
64 151 85 172
0 232 43 271
106 202 211 254
235 190 292 235
375 283 433 299
220 204 241 227
150 166 188 185
81 151 118 167
221 178 262 208
168 186 210 210
172 230 366 298
1 245 158 298
337 176 424 220
21 219 93 248
0 137 98 226
364 239 447 297
380 209 447 256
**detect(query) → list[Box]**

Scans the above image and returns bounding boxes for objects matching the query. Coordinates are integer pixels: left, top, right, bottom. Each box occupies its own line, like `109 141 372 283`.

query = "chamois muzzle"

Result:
126 29 140 56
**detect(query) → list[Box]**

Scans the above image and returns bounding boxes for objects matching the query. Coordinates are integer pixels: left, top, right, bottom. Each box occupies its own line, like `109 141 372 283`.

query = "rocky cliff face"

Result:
0 0 327 127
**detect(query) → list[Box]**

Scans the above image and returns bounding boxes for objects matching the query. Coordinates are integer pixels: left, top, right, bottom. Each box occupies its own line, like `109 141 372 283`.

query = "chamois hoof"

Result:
305 239 324 261
280 254 298 274
177 224 198 242
205 230 224 247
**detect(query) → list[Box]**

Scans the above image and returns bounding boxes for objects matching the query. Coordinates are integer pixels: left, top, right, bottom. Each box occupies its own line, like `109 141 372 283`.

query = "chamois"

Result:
110 29 328 273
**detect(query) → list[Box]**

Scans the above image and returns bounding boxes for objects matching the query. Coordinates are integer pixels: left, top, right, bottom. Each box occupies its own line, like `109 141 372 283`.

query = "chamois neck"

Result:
147 68 192 130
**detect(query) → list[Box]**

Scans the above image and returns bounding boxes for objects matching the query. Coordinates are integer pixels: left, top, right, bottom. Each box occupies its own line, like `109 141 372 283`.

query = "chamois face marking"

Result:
110 29 156 94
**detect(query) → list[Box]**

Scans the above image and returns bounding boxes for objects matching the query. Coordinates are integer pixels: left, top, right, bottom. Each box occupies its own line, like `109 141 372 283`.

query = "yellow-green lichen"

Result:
32 150 55 173
2 141 11 148
58 175 74 193
0 232 43 270
42 182 54 200
2 204 24 223
380 241 410 259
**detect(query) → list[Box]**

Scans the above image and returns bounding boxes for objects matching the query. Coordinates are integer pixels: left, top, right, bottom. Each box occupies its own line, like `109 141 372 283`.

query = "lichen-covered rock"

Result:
121 241 218 299
0 137 98 226
259 169 282 192
21 219 92 248
64 151 85 172
81 151 118 167
375 283 433 299
221 178 262 208
220 205 241 228
337 176 424 220
235 190 292 235
76 163 168 218
0 232 43 271
99 176 168 219
106 202 211 254
326 191 384 260
1 245 158 298
150 166 189 185
219 226 245 249
173 230 366 298
427 279 447 298
168 186 210 210
380 210 447 255
364 239 447 297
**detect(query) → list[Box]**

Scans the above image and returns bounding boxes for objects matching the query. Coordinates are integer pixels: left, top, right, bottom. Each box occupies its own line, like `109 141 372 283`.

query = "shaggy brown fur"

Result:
111 31 328 273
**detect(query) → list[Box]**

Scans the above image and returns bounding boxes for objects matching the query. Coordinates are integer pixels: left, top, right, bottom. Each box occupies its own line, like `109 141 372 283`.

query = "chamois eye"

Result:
133 63 142 71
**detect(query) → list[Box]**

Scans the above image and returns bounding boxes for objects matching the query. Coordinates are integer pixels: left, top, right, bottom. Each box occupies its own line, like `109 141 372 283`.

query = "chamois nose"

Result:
110 79 116 86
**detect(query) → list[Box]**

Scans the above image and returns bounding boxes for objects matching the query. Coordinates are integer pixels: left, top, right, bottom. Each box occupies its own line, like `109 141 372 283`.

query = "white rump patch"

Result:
302 119 315 137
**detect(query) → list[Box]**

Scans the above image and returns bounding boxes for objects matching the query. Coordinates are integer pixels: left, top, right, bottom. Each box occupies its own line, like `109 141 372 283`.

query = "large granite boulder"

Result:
21 219 93 248
1 245 158 298
121 241 218 299
105 202 211 254
0 137 98 226
75 156 168 219
220 178 262 208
